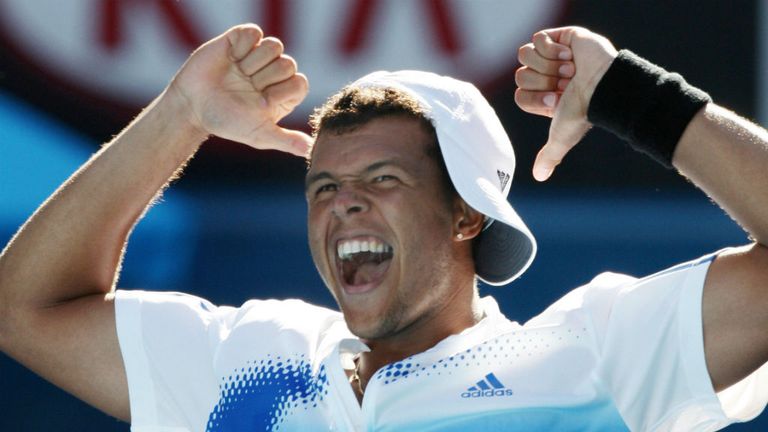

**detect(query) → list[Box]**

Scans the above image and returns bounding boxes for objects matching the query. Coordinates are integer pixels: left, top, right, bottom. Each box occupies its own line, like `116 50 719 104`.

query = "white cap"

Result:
351 70 537 285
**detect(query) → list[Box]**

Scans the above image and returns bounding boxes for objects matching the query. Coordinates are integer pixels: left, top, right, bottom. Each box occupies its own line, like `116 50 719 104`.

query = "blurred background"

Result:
0 0 765 430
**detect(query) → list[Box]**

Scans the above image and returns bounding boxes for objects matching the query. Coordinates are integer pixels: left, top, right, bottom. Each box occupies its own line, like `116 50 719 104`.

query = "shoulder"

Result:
537 252 716 319
115 290 345 342
526 253 717 346
525 271 636 329
230 298 346 343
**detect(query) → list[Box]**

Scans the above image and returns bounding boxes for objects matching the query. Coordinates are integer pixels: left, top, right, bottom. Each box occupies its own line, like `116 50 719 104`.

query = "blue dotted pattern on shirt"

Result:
205 354 328 431
375 327 588 385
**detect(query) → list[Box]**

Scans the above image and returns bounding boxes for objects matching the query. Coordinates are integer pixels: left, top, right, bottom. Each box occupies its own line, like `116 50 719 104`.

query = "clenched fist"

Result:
515 26 617 181
168 24 312 156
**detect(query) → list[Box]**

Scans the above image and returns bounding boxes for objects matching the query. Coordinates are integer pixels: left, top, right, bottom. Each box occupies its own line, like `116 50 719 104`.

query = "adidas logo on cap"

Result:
496 169 510 191
460 372 514 398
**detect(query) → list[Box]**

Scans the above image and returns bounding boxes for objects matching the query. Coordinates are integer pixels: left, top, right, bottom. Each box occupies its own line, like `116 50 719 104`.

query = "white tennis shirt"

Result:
115 254 768 431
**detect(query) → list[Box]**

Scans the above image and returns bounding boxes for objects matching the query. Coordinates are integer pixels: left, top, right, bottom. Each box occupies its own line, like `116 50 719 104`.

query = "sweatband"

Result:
587 49 712 168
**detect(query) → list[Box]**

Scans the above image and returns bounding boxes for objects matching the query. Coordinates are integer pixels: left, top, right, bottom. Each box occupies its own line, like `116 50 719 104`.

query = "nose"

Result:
331 185 369 219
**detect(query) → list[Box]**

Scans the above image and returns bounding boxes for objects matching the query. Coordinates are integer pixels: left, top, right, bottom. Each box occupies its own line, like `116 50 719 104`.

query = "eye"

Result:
373 174 397 183
315 183 338 196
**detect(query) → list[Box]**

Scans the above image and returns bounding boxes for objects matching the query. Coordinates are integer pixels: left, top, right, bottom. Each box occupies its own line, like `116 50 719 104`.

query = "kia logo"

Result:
0 0 561 119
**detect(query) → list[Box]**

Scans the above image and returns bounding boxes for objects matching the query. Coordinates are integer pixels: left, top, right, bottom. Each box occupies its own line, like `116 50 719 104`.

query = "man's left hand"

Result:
515 26 617 181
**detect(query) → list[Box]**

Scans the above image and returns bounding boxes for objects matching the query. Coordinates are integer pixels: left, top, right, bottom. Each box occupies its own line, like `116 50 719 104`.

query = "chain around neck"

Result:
349 353 365 396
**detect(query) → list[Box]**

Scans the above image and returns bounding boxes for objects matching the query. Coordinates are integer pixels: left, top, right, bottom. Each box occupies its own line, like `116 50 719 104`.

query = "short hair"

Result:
308 86 457 198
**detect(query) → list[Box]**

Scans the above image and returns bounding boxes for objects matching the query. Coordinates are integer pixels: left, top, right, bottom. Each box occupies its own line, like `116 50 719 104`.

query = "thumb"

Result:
250 125 313 157
532 112 591 181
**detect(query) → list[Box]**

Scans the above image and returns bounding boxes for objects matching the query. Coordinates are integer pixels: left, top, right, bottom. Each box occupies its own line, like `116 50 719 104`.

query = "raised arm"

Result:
515 27 768 392
677 106 768 391
0 24 310 421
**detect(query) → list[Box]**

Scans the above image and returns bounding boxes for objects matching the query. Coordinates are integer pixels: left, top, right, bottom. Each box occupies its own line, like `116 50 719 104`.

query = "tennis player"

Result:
0 24 766 431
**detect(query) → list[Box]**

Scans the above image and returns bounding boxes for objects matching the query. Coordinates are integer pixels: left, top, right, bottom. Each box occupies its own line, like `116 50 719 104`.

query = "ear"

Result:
452 197 484 242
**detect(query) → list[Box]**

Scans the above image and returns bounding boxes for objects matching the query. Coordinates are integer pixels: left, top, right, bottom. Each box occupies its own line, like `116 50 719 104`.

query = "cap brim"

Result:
452 172 537 286
474 218 536 286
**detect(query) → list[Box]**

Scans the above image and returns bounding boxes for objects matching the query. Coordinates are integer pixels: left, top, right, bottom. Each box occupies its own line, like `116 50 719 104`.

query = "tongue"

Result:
352 259 391 285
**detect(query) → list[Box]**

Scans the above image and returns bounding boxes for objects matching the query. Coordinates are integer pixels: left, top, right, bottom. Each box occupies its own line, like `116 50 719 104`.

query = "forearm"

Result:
0 88 207 313
673 103 768 245
583 48 768 244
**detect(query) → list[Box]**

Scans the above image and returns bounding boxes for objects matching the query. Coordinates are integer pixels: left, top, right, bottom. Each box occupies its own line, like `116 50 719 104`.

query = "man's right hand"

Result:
168 23 312 156
0 23 316 423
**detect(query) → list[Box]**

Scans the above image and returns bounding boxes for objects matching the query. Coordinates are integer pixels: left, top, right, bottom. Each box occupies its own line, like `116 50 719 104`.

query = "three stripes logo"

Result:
460 372 514 398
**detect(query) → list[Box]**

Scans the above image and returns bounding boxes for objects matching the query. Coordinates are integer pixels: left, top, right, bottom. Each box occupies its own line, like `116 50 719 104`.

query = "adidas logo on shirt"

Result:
460 373 514 398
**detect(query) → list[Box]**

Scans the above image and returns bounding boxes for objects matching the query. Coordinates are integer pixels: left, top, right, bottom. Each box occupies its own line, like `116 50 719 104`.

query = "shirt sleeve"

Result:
587 253 768 431
114 290 342 431
115 290 233 431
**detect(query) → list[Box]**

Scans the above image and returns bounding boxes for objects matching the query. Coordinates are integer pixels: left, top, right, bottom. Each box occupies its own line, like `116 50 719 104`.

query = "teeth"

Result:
337 238 392 260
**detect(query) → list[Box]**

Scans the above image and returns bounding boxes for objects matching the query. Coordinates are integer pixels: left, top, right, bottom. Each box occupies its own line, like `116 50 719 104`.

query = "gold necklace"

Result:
349 354 365 396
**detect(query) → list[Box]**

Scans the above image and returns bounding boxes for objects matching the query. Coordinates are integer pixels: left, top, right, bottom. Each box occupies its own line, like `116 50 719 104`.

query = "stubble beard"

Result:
344 288 410 341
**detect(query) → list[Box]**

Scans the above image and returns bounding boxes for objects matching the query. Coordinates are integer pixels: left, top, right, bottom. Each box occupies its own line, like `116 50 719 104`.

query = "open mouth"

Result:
336 237 394 291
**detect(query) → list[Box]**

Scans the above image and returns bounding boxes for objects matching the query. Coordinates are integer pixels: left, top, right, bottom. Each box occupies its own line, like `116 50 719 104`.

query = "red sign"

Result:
0 0 562 121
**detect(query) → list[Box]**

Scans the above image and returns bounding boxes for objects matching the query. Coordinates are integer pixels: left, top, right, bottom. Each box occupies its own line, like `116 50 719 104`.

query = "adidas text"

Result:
461 388 514 398
462 372 513 398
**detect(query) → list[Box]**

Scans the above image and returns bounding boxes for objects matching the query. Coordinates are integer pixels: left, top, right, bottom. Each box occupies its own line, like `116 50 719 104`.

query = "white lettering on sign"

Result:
0 0 560 120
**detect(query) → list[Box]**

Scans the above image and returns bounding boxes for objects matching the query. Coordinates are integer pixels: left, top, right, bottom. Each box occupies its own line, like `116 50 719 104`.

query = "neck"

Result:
356 284 484 386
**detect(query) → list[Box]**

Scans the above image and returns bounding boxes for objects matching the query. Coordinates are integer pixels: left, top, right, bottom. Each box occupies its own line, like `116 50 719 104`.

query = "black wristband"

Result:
587 50 712 168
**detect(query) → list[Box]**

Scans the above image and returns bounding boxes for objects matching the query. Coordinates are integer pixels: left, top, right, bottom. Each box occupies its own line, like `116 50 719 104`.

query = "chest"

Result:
353 334 625 431
203 322 628 431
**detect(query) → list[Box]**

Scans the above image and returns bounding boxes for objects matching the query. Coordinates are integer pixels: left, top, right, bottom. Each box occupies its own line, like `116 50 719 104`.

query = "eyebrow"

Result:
305 159 403 191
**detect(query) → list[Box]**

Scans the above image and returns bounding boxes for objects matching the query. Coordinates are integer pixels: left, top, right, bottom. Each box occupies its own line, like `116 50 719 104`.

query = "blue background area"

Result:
1 90 766 430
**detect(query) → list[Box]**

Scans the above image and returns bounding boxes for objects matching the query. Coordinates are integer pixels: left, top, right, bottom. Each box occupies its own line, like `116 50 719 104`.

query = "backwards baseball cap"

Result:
351 70 537 286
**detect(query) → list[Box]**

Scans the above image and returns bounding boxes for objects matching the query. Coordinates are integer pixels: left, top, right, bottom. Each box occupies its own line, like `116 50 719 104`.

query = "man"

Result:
0 22 766 431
